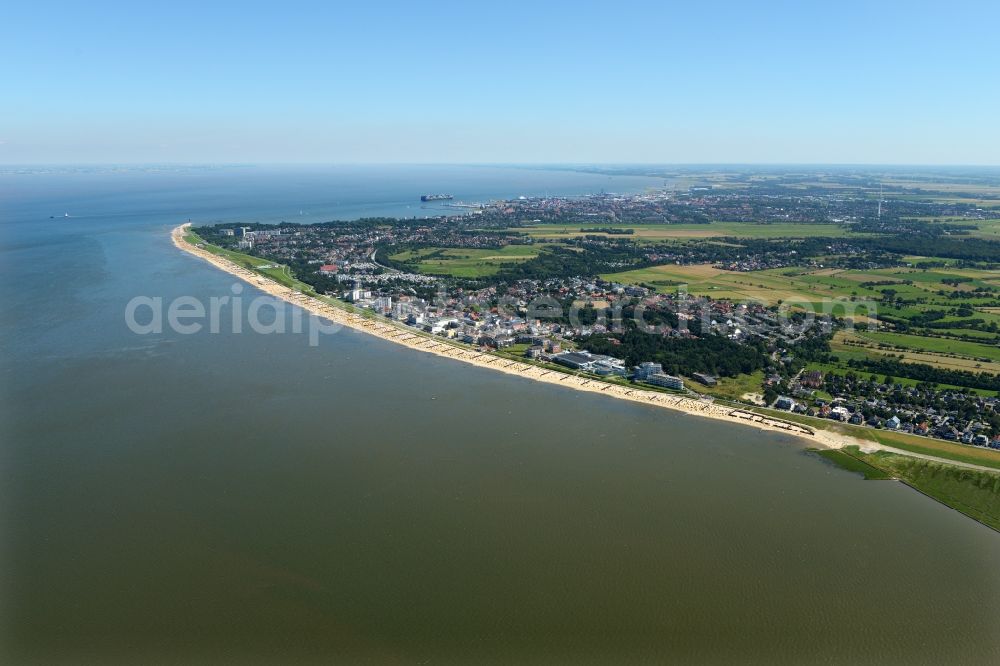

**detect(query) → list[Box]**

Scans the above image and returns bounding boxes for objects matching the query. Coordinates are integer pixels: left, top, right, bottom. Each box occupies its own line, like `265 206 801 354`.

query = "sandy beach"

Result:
173 223 871 451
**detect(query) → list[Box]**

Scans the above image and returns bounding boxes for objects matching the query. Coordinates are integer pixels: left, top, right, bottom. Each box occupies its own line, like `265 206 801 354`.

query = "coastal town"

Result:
190 174 1000 453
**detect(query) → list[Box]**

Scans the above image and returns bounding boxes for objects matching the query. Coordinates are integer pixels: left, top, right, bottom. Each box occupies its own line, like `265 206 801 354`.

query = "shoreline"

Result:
170 223 881 453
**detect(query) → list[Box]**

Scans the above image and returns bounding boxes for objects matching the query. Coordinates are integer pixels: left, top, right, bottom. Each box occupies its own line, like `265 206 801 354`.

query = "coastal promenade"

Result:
170 223 892 454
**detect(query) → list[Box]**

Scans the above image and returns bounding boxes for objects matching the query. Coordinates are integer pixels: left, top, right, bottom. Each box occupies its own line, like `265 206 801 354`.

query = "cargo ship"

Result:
420 194 454 202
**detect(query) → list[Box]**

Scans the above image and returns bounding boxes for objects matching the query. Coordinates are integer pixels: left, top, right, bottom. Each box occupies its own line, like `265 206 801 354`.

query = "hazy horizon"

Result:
4 1 998 165
5 162 1000 169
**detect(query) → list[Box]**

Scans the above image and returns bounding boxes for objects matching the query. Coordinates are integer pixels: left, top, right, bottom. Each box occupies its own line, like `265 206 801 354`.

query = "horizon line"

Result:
3 161 1000 169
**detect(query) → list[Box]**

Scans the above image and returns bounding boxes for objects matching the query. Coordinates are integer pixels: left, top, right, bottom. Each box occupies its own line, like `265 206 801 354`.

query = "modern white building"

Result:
646 373 683 390
634 362 664 381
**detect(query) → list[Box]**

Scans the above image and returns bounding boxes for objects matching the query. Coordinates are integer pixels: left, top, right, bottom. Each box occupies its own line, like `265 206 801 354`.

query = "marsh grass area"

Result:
816 446 1000 532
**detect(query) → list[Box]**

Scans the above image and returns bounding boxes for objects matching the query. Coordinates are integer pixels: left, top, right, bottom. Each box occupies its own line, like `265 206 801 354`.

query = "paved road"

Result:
369 248 400 273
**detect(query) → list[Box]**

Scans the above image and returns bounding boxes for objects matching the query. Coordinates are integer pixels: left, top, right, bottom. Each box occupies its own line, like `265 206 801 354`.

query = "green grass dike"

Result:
814 446 1000 531
811 448 892 480
183 228 316 294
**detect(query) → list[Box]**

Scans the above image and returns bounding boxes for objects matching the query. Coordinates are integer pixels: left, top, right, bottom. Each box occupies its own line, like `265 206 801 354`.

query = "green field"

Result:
689 370 765 401
969 218 1000 238
834 331 1000 374
858 266 1000 291
390 245 541 277
606 263 997 304
853 330 1000 363
513 221 871 241
601 264 882 315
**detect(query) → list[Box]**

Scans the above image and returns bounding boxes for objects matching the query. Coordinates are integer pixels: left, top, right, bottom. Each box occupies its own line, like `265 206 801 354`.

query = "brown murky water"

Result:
2 168 998 663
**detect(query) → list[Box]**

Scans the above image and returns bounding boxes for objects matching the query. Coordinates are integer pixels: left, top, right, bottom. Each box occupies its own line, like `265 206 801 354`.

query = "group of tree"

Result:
579 325 769 379
846 357 1000 392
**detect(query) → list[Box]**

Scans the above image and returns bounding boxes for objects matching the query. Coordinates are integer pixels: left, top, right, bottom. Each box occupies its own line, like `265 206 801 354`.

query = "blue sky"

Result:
2 0 998 164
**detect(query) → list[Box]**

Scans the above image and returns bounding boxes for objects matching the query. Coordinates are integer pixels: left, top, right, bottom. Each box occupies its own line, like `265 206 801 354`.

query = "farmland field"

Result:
601 264 882 314
851 330 1000 363
510 221 872 241
909 217 1000 239
389 245 541 277
833 331 1000 374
